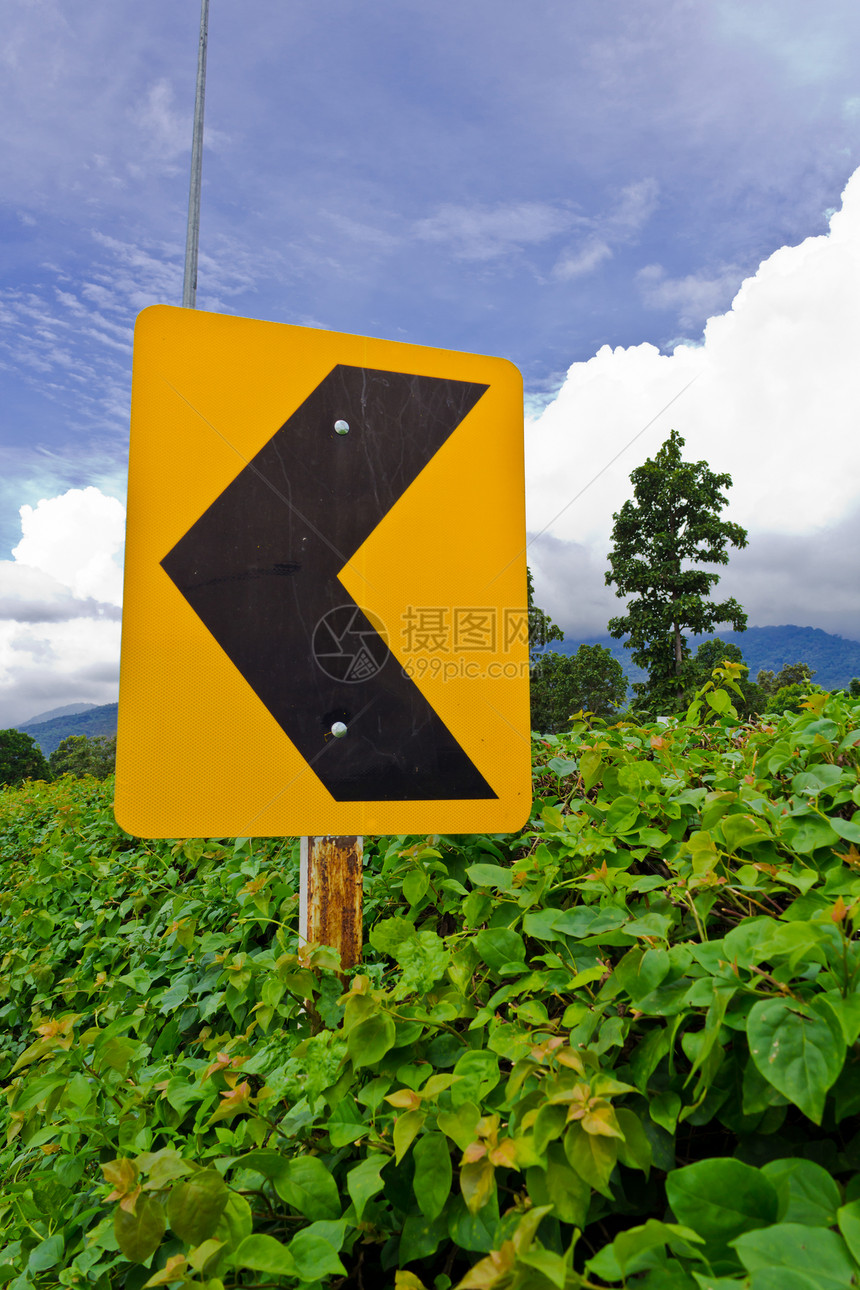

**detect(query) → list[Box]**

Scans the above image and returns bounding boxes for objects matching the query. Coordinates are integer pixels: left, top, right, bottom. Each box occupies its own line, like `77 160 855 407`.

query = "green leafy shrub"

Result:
1 676 860 1289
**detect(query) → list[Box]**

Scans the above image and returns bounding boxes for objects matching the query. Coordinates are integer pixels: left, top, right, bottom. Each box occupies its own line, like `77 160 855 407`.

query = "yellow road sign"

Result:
115 306 531 837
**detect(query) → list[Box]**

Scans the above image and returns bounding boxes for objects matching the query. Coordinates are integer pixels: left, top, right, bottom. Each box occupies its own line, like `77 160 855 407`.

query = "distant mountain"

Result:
23 701 98 726
19 702 119 757
546 625 860 693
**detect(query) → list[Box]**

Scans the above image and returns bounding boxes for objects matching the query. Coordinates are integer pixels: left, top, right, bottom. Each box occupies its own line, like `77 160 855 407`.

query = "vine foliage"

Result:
2 668 860 1289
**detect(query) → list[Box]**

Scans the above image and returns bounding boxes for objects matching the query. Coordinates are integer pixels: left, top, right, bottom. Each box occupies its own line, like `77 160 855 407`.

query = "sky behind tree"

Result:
1 0 859 724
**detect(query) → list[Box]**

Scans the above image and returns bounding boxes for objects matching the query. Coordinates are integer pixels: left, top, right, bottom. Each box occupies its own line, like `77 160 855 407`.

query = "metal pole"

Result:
182 0 210 308
300 836 364 970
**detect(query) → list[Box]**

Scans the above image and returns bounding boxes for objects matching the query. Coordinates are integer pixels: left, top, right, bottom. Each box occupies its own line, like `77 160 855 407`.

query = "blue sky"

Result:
2 0 860 724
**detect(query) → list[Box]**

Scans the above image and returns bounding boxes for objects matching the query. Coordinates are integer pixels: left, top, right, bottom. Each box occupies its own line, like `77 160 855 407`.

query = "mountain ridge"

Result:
547 624 860 692
19 702 119 757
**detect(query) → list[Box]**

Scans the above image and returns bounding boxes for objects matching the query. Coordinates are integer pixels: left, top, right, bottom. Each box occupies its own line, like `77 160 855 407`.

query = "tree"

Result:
0 729 50 787
49 734 117 779
605 429 748 709
757 662 815 696
530 645 626 733
527 567 563 662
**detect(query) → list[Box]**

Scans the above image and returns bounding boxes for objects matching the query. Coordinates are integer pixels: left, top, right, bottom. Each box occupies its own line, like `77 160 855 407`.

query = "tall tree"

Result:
530 645 626 733
49 734 117 780
0 729 50 787
605 430 748 708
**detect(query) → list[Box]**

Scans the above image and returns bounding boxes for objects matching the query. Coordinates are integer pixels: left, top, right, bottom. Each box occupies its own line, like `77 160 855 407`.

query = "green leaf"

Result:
613 1219 704 1275
115 1196 167 1264
792 765 845 794
393 930 450 998
346 1011 396 1068
720 813 770 852
747 1272 823 1290
526 1142 589 1227
474 928 525 971
438 1100 482 1152
831 817 860 843
327 1094 367 1147
451 1049 500 1106
762 1159 842 1226
517 1246 568 1289
214 1192 253 1247
166 1169 229 1245
650 1090 681 1134
400 1211 447 1264
533 1102 568 1156
447 1192 500 1253
616 1107 652 1175
403 868 430 905
27 1234 63 1273
747 998 845 1123
615 947 670 1001
394 1108 426 1163
836 1200 860 1264
272 1156 341 1220
783 815 841 854
547 756 579 777
733 1223 856 1287
707 688 731 715
564 1121 617 1197
579 749 603 790
231 1233 297 1275
347 1155 387 1221
606 794 641 833
466 864 513 890
692 1279 757 1290
413 1132 452 1221
369 916 416 956
553 906 627 938
288 1225 347 1280
30 911 54 939
666 1158 778 1252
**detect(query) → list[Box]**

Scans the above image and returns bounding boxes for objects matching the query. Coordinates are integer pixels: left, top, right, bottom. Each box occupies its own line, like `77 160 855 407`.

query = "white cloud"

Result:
553 238 612 281
552 179 659 281
527 165 860 641
606 178 660 234
637 262 743 325
13 487 125 605
414 201 575 261
0 488 125 726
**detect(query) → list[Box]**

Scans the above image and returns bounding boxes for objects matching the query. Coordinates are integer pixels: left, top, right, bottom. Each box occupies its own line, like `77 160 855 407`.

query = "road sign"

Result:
115 306 531 837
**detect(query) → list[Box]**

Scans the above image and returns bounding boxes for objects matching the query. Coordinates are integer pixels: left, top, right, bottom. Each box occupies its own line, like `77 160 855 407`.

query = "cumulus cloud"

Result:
527 165 860 643
13 487 125 605
0 488 125 727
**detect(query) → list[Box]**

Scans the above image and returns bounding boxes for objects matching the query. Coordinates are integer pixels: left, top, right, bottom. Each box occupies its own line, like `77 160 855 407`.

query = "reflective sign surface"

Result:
116 306 530 837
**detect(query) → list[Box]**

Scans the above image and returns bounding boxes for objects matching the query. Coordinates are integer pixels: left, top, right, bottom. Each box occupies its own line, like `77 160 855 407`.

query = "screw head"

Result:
334 419 350 435
331 721 348 738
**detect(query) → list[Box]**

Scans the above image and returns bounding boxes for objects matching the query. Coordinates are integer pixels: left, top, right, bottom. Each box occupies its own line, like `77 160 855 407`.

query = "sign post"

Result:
116 307 531 966
300 836 363 970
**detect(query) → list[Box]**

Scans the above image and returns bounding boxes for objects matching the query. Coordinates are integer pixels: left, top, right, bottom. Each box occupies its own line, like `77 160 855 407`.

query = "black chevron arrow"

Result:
160 364 497 802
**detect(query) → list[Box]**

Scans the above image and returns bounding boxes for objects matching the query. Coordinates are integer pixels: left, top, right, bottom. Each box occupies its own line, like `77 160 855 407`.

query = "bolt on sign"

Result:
115 306 531 838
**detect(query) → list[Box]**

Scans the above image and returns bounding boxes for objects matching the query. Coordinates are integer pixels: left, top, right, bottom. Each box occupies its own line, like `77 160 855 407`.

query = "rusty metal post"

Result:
299 836 363 969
